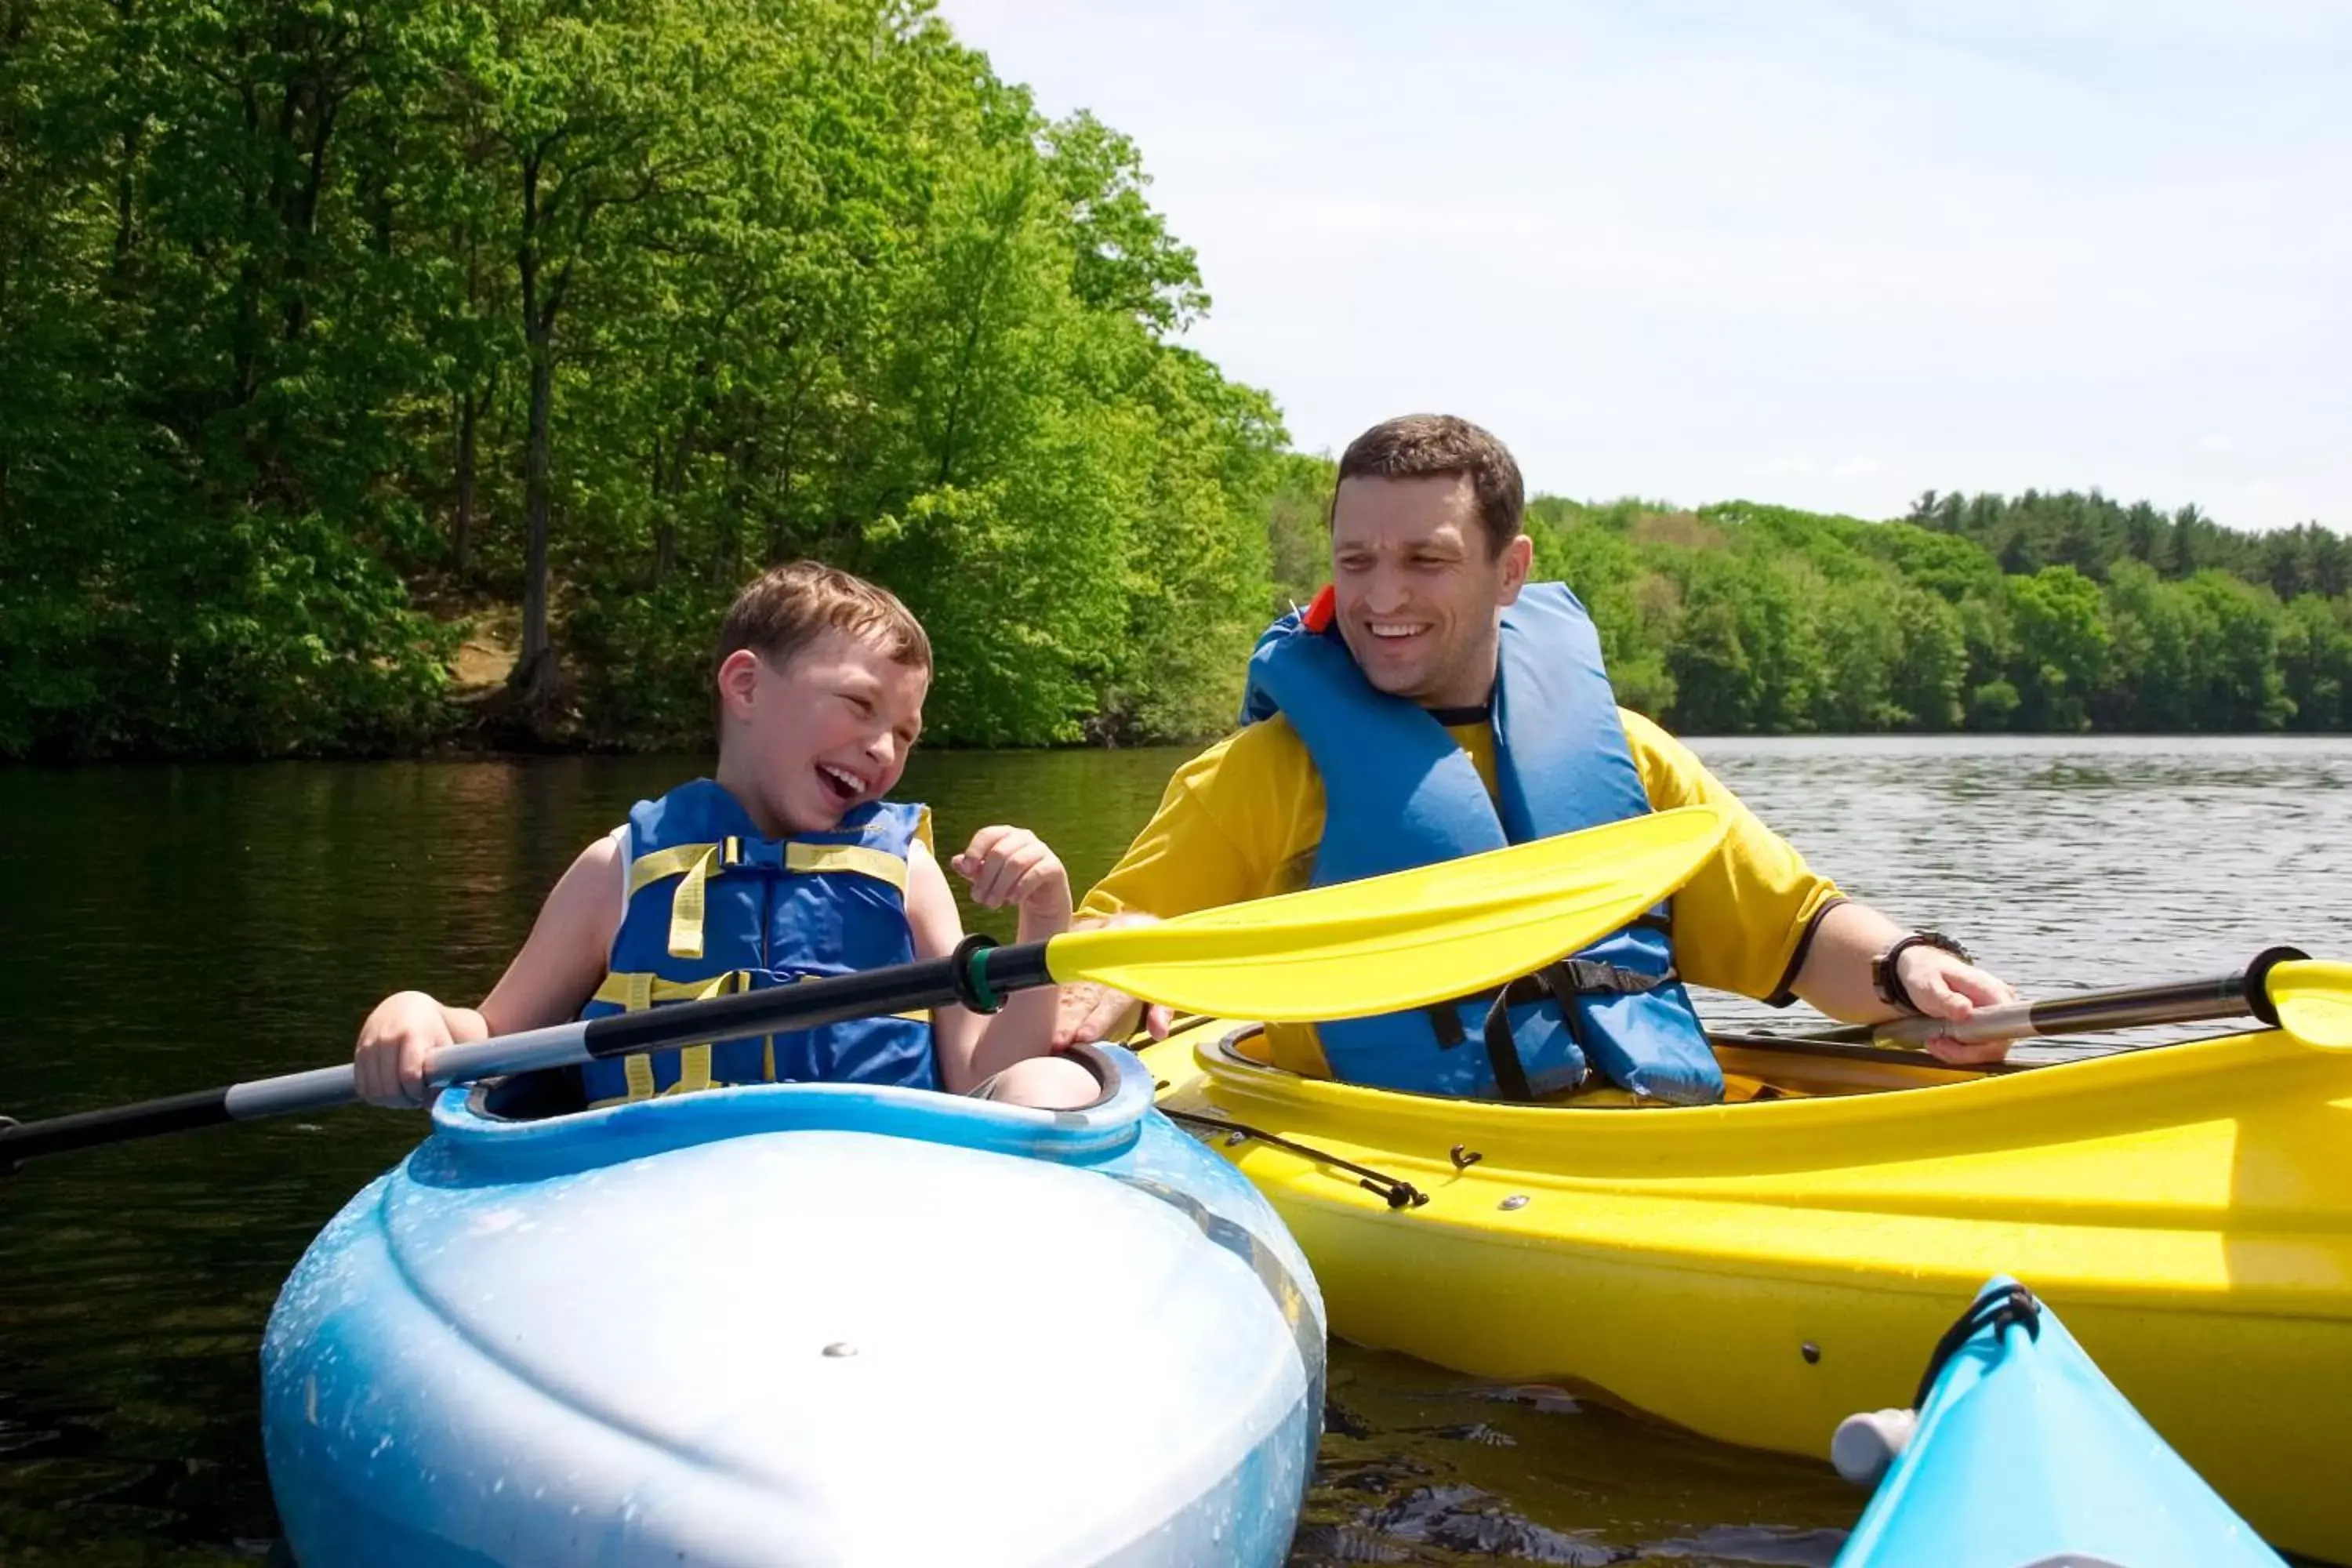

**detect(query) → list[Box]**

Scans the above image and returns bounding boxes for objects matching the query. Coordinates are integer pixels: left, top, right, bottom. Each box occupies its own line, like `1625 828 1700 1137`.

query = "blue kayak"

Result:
261 1045 1324 1566
1833 1277 2285 1568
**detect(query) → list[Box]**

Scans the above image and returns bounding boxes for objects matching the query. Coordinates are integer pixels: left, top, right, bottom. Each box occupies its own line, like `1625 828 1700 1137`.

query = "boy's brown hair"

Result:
716 561 932 676
1334 413 1526 558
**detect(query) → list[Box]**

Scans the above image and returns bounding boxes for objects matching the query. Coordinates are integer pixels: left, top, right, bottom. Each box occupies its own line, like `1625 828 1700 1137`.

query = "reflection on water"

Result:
2 735 2347 1563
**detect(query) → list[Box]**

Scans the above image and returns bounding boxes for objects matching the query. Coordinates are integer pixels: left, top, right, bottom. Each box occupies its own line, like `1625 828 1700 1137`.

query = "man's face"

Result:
1328 473 1532 709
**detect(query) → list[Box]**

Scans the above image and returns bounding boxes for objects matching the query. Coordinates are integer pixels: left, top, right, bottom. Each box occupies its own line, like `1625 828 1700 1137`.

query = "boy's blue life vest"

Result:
576 779 936 1105
1239 583 1723 1105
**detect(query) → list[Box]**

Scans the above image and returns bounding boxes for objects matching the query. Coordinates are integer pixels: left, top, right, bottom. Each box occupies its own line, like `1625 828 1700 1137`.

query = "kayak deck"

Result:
1142 1020 2352 1565
265 1047 1327 1567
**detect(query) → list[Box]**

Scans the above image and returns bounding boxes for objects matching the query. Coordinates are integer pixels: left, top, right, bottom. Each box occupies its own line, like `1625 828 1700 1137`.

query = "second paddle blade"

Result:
2270 959 2352 1051
1048 804 1728 1022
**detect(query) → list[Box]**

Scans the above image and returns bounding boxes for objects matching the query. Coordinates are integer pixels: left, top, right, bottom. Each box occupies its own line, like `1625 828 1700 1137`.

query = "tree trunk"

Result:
515 328 557 706
511 149 561 713
452 390 477 575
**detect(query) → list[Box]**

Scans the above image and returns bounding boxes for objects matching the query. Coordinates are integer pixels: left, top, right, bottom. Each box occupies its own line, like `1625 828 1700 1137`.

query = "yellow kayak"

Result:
1141 1018 2352 1565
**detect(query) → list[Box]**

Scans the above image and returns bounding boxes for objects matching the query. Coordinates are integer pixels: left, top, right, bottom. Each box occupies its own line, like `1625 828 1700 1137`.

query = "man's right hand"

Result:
1051 913 1175 1047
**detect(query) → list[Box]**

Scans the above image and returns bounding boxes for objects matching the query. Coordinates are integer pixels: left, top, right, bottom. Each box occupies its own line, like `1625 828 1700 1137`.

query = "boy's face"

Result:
723 629 928 836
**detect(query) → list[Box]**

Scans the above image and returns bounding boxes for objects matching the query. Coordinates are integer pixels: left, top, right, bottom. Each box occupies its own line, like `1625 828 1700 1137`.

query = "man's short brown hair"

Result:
716 561 932 676
1334 414 1525 557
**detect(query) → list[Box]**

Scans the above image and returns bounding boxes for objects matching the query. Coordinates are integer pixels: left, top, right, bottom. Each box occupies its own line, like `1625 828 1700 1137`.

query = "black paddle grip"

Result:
575 940 1058 1060
0 1089 234 1171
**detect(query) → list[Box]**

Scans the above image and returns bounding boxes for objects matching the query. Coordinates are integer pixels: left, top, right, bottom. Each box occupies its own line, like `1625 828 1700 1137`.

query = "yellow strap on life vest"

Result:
783 840 909 889
590 969 748 1106
586 965 933 1109
590 969 748 1010
593 968 934 1026
626 842 724 960
624 835 909 960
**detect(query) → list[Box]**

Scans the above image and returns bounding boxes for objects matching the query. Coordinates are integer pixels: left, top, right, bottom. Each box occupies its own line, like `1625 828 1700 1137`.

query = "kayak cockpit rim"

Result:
1190 1021 2025 1107
420 1041 1156 1178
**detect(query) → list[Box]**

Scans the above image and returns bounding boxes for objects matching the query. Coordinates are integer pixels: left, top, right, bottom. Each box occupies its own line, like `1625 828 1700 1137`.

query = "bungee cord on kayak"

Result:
1163 1108 1430 1210
1908 1283 2042 1416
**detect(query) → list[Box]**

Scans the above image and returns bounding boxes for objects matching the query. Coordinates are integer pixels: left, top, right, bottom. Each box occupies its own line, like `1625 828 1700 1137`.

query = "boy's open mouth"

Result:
815 762 866 807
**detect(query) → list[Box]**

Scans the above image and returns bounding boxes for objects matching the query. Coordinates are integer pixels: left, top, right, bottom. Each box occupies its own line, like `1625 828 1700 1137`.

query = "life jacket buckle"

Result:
1553 958 1677 996
727 837 786 872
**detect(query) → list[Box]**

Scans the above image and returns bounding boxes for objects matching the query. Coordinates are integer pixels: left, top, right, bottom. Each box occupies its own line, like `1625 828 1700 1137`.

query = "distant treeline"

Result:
1538 491 2351 734
1270 471 2352 736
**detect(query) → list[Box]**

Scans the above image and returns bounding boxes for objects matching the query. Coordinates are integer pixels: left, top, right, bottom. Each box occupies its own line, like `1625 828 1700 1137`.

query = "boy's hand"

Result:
952 826 1073 927
354 991 452 1109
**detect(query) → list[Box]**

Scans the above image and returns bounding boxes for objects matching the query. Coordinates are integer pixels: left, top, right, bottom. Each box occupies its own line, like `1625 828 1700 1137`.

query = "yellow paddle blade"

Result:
1046 805 1728 1021
2269 959 2352 1051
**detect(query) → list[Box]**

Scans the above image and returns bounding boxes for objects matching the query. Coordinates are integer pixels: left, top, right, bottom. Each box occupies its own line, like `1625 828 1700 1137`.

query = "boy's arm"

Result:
355 835 622 1106
476 833 625 1034
905 832 1071 1094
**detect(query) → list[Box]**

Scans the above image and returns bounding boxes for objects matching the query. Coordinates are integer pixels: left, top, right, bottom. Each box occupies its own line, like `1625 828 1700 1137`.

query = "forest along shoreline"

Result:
3 5 2347 765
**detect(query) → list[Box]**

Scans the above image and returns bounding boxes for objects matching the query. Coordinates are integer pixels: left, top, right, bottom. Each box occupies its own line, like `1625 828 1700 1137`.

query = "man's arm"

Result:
1621 710 2018 1063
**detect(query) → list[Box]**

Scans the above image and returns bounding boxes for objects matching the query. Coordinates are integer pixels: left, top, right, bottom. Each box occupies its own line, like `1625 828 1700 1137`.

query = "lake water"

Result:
2 735 2347 1564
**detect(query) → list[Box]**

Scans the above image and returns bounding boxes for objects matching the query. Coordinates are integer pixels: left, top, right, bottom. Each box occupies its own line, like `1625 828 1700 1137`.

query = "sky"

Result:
935 0 2350 531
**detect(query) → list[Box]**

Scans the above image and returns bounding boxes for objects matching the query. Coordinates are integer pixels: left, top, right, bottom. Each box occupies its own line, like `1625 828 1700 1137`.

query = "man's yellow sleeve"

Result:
1621 710 1844 1003
1076 721 1319 924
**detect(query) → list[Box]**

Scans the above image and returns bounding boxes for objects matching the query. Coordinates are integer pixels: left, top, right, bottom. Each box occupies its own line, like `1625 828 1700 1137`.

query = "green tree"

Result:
2278 594 2352 733
2004 566 2110 731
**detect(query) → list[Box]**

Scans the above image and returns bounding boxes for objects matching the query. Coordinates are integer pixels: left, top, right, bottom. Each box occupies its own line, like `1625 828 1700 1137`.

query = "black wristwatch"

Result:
1871 931 1974 1014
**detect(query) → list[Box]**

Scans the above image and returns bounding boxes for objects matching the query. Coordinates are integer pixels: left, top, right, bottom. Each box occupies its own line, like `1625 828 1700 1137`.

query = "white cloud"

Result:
938 0 2351 532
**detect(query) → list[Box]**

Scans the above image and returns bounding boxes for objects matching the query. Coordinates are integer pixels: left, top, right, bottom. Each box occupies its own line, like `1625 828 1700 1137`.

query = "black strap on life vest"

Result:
1479 975 1552 1101
1463 957 1684 1102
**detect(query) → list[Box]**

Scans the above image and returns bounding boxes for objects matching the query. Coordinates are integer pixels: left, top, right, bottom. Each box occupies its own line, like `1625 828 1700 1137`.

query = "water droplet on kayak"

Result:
1498 1194 1530 1210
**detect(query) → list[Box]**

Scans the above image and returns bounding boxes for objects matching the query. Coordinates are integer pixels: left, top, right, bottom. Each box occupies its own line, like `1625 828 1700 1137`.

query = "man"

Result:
1057 413 2015 1103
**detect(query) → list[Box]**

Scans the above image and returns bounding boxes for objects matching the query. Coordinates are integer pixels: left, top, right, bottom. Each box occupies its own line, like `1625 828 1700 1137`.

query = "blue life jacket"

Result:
1240 583 1723 1104
577 779 937 1105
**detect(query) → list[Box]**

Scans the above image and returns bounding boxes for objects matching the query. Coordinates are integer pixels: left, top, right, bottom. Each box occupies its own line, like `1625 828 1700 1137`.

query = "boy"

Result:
354 562 1097 1111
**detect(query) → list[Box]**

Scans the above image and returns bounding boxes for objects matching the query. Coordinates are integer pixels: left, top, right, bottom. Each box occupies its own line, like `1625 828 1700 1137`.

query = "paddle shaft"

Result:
1800 947 2300 1048
0 938 1051 1170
